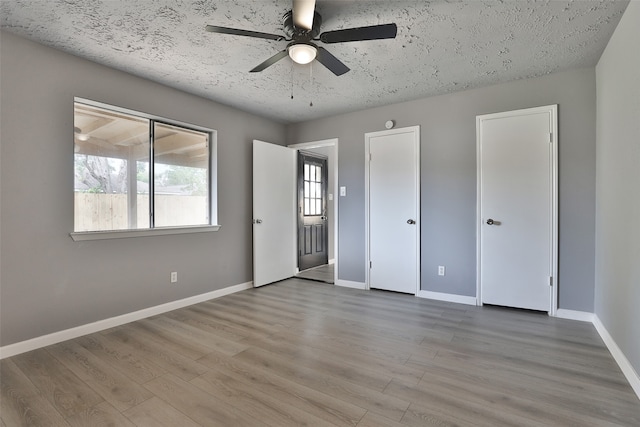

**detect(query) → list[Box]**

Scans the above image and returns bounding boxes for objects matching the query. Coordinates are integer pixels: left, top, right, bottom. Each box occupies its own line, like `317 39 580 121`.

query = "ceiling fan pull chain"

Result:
291 63 295 99
309 64 314 107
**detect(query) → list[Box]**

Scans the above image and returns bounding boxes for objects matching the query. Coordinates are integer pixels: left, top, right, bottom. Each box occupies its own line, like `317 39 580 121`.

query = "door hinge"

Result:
369 153 372 161
549 276 553 287
549 133 553 143
370 261 372 269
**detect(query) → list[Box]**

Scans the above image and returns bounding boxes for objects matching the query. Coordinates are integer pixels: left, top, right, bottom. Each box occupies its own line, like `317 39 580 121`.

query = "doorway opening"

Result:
289 140 338 285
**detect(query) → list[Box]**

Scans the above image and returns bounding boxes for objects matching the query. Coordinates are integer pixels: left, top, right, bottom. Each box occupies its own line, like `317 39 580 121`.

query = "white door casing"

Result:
297 152 329 271
476 105 558 313
366 126 420 294
253 140 296 287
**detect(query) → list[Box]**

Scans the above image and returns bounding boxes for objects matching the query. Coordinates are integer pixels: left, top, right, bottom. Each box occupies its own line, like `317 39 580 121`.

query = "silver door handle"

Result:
320 216 328 221
486 218 501 225
407 219 416 225
253 219 262 224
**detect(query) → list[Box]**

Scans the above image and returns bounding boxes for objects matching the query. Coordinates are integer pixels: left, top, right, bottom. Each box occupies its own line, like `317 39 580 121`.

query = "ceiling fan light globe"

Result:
288 44 317 64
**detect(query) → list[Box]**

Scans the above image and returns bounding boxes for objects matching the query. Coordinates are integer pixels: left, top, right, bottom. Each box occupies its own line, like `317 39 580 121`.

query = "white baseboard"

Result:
555 310 640 400
0 281 253 359
556 309 595 322
592 315 640 400
417 290 477 306
335 279 366 290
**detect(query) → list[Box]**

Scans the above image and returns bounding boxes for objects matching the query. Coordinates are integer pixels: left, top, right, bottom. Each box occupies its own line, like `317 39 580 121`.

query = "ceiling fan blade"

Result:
205 25 285 41
250 50 289 72
319 23 397 44
316 47 350 76
292 0 316 30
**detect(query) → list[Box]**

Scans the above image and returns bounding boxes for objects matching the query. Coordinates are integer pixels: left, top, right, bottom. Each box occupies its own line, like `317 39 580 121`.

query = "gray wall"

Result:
287 68 597 311
594 2 640 376
0 31 286 346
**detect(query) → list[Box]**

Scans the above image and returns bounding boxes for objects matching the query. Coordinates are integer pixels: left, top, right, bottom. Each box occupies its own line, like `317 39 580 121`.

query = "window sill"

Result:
70 225 221 241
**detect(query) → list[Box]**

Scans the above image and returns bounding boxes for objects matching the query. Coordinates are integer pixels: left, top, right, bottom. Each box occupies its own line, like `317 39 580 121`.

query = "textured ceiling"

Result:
0 0 629 124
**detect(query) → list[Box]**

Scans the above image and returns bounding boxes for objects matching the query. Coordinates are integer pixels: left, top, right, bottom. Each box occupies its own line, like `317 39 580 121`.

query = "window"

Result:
73 100 217 235
303 161 323 216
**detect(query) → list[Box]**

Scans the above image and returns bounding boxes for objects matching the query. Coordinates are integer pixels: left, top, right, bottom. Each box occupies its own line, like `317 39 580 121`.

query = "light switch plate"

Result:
340 186 346 197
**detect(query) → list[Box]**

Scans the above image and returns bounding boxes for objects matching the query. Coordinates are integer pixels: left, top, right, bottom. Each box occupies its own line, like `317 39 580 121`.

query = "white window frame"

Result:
70 98 220 241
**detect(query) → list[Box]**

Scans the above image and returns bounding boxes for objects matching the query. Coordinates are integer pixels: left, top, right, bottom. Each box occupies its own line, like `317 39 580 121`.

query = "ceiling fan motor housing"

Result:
283 10 322 40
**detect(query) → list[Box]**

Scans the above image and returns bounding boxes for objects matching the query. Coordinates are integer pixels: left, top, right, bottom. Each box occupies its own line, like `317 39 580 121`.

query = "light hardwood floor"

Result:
296 263 335 283
1 279 639 426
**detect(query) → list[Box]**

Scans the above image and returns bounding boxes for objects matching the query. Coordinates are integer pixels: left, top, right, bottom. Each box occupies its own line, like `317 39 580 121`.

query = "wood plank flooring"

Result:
296 263 335 283
2 278 639 426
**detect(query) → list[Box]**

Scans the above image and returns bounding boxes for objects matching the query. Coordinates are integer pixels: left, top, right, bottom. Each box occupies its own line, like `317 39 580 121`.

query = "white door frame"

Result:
476 105 558 315
365 126 421 293
288 139 339 285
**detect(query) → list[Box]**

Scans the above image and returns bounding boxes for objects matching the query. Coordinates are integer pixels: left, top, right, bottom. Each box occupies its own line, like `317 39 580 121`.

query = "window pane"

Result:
309 163 315 181
304 181 309 198
136 161 150 228
304 164 310 181
316 166 322 182
316 199 322 216
153 122 209 227
304 198 310 215
315 183 321 199
74 103 149 232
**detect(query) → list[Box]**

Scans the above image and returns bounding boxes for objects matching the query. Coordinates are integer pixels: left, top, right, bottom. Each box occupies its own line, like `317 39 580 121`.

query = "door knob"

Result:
407 219 416 225
253 219 263 224
486 218 501 225
486 218 494 225
320 216 328 220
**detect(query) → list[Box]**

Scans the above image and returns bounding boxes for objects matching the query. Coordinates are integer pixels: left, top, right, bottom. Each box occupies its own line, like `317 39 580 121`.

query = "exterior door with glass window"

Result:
298 152 329 271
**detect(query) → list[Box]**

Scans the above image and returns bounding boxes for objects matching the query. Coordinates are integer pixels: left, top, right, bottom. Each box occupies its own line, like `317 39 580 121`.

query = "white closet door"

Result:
366 126 420 294
477 106 557 312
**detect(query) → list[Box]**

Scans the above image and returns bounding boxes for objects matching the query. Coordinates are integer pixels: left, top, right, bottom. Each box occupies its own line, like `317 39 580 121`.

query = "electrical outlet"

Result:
170 272 178 283
438 266 446 276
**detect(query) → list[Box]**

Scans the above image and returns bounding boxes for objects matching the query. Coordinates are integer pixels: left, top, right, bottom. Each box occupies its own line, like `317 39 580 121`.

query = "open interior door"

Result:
253 140 296 287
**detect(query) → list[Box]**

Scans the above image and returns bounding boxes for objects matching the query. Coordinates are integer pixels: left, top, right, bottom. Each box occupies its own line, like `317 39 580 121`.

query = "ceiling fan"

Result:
205 0 397 76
